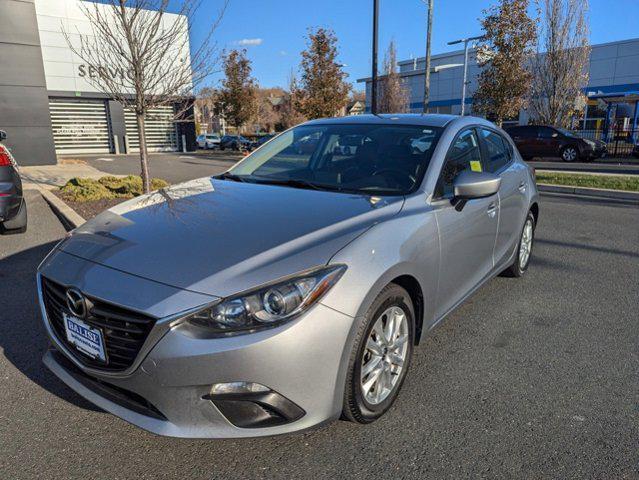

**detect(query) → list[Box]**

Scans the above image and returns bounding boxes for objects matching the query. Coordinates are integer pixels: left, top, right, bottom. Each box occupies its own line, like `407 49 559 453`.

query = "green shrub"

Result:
60 175 169 202
59 178 114 202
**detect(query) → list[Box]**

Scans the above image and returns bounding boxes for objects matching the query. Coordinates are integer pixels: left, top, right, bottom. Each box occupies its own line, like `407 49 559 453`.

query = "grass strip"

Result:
536 172 639 192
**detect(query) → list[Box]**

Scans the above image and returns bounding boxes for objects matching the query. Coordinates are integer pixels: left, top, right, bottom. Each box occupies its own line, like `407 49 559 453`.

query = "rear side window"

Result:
479 128 511 173
508 126 536 138
436 128 482 198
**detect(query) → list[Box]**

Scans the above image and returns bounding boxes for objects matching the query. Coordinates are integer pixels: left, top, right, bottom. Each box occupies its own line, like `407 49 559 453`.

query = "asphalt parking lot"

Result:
82 150 243 184
1 190 638 479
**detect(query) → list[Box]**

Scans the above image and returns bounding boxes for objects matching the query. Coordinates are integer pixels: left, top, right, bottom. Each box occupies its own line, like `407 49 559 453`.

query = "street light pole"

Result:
422 0 434 113
371 0 379 114
447 35 483 116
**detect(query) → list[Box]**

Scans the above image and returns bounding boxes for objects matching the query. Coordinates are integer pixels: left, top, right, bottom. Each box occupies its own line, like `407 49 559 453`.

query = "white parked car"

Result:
196 134 221 150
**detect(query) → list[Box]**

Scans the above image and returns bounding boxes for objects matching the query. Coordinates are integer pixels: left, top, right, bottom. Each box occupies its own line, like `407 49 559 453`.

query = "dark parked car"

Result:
219 135 253 151
505 125 607 162
0 130 27 234
254 134 275 147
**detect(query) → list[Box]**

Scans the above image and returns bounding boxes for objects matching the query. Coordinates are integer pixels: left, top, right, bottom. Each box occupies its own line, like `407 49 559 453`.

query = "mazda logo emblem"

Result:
66 288 87 318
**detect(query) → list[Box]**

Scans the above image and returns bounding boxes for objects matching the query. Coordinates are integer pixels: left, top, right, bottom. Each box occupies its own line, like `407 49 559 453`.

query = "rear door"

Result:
432 128 499 321
478 127 528 264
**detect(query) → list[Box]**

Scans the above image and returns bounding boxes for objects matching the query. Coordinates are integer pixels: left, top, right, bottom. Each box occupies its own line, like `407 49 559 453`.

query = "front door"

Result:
478 127 528 264
431 128 499 321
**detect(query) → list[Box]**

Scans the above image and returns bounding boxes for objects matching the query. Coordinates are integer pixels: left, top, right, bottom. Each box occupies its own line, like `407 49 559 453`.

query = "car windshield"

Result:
227 124 443 195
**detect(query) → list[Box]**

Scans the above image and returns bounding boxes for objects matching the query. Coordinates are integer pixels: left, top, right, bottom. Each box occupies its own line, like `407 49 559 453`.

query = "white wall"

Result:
34 0 189 94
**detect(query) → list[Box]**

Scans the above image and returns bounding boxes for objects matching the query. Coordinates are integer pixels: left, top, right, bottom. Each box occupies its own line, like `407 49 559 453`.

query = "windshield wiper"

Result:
217 172 248 182
250 177 344 192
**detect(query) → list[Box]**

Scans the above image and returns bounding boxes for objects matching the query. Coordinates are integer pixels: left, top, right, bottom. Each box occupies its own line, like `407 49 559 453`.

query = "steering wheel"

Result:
372 168 414 188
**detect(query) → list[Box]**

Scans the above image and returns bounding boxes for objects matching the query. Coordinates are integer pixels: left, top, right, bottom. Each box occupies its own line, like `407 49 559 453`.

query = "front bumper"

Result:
38 256 357 438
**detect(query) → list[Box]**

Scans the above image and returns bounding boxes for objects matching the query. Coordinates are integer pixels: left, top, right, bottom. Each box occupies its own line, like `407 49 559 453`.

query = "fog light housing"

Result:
204 383 305 429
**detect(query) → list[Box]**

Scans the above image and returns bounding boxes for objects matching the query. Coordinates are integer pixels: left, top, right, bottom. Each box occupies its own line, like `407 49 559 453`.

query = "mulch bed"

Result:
53 190 127 220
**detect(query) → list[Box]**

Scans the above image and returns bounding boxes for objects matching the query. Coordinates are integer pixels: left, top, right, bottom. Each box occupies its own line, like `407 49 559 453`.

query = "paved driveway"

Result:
82 151 243 184
1 191 638 479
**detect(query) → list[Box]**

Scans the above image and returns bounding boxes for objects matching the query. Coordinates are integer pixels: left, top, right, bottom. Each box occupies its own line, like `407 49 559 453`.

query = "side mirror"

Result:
452 171 501 211
0 130 6 142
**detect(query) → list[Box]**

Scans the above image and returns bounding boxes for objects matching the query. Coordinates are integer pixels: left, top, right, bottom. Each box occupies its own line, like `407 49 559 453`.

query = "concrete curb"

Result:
538 183 639 203
37 187 86 230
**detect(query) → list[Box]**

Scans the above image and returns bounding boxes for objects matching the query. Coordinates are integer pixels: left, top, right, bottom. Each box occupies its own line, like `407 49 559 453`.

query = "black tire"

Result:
342 283 415 424
561 146 579 162
220 146 226 151
502 210 535 277
1 198 27 234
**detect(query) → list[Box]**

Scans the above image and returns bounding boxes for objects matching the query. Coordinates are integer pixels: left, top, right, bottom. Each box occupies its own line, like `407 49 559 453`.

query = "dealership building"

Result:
0 0 196 166
359 37 639 133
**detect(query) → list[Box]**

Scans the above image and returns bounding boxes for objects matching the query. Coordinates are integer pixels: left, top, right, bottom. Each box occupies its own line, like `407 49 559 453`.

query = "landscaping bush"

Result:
60 175 169 202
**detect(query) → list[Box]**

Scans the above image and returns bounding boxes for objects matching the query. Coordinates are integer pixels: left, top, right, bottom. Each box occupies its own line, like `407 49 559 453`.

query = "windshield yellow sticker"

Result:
470 160 482 172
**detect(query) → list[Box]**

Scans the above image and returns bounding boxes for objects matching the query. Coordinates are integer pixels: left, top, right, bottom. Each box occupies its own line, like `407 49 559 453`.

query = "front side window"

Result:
479 128 511 173
228 124 443 195
538 127 556 139
435 128 482 198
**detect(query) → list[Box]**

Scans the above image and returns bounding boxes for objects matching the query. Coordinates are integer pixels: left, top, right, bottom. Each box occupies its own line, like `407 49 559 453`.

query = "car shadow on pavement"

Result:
0 240 102 413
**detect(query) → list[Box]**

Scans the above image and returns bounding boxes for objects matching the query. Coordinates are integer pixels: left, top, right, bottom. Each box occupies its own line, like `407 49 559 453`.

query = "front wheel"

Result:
342 283 414 424
561 146 579 162
503 211 535 277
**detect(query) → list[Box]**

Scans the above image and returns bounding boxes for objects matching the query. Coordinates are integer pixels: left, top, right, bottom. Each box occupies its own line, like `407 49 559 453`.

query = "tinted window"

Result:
436 128 482 198
480 128 511 173
230 124 443 195
538 127 556 139
506 126 535 138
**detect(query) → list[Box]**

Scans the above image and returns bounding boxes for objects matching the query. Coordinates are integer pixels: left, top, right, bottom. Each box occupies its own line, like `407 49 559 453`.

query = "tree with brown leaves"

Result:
378 40 409 113
216 50 258 134
473 0 536 126
529 0 590 127
294 28 351 119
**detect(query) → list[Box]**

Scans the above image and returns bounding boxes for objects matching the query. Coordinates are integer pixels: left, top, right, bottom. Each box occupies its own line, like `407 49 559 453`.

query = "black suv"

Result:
0 130 27 234
505 125 607 162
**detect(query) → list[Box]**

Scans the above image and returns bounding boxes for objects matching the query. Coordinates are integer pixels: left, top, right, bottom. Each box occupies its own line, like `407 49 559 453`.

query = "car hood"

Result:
59 178 403 297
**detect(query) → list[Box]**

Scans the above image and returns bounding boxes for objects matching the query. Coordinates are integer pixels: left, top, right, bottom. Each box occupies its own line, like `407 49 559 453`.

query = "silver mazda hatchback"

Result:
38 114 539 438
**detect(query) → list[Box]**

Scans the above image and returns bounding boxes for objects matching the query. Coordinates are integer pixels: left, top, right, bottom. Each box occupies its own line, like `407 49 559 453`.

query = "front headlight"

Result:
584 139 596 148
184 265 346 336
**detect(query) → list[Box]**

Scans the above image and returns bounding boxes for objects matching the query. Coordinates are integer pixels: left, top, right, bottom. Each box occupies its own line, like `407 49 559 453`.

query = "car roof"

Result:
302 113 458 128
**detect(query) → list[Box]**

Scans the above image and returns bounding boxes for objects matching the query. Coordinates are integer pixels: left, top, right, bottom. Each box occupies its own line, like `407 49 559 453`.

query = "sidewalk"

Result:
20 159 117 189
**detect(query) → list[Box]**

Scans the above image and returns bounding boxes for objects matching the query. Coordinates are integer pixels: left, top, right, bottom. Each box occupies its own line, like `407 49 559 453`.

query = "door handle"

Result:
518 181 526 193
487 202 497 218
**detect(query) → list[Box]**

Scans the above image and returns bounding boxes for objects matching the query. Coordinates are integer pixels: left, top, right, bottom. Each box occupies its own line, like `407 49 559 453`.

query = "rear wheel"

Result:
503 210 535 277
561 146 579 162
342 283 414 423
1 199 27 234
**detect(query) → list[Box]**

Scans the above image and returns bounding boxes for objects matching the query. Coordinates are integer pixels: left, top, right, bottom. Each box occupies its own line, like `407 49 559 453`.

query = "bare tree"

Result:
529 0 590 127
280 75 307 129
63 0 227 193
216 50 258 134
378 40 409 113
473 0 536 126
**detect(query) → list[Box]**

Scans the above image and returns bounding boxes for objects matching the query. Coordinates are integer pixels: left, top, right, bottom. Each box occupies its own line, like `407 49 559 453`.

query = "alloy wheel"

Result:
562 147 577 162
360 306 409 405
519 218 534 270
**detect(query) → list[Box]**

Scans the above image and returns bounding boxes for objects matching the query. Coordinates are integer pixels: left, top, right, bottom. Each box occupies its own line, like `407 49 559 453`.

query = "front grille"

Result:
41 277 156 371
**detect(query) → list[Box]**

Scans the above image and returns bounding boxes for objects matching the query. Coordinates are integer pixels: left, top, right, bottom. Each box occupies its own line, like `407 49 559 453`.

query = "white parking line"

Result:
95 157 114 162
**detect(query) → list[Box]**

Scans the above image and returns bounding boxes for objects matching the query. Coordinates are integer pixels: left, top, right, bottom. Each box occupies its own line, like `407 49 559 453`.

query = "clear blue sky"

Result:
189 0 639 91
